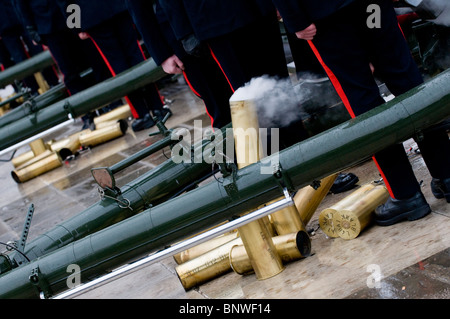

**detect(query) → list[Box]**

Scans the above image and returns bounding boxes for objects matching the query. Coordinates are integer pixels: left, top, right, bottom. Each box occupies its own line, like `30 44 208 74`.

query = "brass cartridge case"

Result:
173 232 239 265
15 150 53 170
176 237 241 290
95 120 118 130
11 151 35 168
294 173 338 226
230 231 311 276
262 198 306 235
29 138 48 156
176 231 311 289
79 120 127 147
230 98 284 280
334 185 389 239
11 151 62 183
33 72 50 94
319 183 375 238
49 130 89 159
93 104 132 128
12 139 51 168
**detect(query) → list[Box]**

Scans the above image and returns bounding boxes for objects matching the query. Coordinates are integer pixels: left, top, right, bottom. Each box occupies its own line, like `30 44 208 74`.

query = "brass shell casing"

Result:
176 237 241 290
11 151 62 183
173 232 239 265
33 72 50 93
79 120 128 148
319 183 376 238
49 130 90 159
11 151 36 168
263 198 306 235
230 231 311 276
29 138 48 156
175 231 311 290
230 98 284 280
334 185 389 239
93 104 132 128
294 173 338 226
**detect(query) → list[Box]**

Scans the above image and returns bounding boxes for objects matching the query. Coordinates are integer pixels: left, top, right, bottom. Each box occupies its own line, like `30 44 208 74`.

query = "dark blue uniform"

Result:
70 0 167 128
159 0 289 92
160 0 310 149
273 0 450 224
272 0 354 33
126 0 233 129
0 0 42 92
0 39 14 70
13 0 111 96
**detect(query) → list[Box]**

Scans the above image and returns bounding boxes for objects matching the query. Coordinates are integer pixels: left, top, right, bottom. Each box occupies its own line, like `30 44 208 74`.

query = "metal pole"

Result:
0 51 55 87
0 119 75 158
52 190 293 299
110 135 175 175
0 58 166 151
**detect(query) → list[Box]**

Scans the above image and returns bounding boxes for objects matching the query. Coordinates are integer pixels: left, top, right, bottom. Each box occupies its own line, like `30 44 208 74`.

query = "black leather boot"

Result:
153 107 172 122
431 178 450 203
374 191 431 226
131 113 155 132
330 173 359 194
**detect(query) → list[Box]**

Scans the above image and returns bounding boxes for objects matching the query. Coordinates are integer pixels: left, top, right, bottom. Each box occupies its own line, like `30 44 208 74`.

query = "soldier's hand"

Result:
162 55 185 74
295 24 317 40
78 32 90 40
26 26 42 45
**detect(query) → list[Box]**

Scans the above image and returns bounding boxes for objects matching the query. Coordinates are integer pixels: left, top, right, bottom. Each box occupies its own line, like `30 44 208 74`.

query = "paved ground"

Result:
0 75 448 301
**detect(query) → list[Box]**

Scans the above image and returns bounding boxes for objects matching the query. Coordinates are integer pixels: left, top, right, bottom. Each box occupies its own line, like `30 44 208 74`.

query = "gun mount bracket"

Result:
97 188 133 211
29 266 53 299
273 163 295 195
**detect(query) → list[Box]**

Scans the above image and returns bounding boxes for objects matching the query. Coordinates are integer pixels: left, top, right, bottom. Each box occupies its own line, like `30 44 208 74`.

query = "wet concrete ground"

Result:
0 76 448 300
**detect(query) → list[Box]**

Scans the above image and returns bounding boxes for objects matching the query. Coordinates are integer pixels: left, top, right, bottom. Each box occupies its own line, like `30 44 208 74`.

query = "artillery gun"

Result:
0 6 448 297
0 68 448 299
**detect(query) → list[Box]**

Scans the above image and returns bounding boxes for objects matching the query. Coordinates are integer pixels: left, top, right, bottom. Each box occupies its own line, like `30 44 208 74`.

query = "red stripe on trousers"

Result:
307 40 396 198
136 39 165 106
182 70 215 128
208 46 235 93
88 35 139 118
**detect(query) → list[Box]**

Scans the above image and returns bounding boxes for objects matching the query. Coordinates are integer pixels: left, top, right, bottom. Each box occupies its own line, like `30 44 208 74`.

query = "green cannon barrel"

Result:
0 58 166 151
0 83 68 128
3 127 222 269
0 51 55 88
0 69 448 299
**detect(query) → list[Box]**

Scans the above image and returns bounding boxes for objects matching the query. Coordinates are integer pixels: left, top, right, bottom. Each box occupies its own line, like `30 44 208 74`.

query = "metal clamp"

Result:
63 100 74 118
98 188 133 211
272 163 295 195
29 266 53 299
221 163 238 197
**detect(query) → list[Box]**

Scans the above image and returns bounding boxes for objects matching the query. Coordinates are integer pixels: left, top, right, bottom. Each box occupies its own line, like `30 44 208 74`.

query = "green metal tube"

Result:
0 84 68 128
0 69 448 299
0 58 166 151
0 91 29 108
4 132 217 268
0 51 55 87
0 126 226 271
110 135 176 175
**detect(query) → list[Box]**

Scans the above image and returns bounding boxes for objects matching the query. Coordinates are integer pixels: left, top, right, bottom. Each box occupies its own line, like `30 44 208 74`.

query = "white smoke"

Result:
420 0 450 26
230 75 303 128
